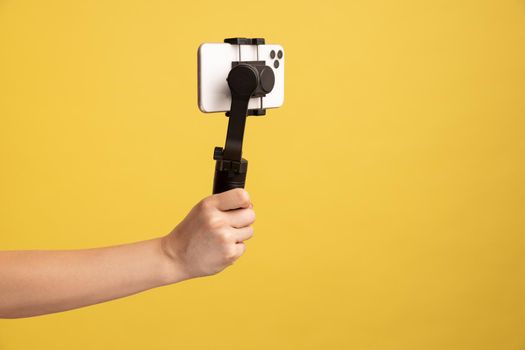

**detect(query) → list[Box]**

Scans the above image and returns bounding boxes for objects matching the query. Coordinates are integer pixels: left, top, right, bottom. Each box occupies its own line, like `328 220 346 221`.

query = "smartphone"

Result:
198 42 285 113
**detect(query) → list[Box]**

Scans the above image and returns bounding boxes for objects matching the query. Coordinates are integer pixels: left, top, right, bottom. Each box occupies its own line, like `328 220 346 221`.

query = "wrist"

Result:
158 235 190 284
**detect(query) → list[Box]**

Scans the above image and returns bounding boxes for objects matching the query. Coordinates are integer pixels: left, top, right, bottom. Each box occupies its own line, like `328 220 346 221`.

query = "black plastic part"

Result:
212 63 256 194
230 61 275 98
212 37 270 194
224 37 265 45
227 108 266 116
213 158 248 194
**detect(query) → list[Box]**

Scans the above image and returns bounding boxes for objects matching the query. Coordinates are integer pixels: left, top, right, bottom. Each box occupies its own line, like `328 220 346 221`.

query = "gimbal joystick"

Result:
212 37 275 194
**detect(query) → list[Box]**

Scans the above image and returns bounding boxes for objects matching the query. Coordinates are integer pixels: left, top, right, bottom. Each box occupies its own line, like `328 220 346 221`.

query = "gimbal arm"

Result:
212 62 274 194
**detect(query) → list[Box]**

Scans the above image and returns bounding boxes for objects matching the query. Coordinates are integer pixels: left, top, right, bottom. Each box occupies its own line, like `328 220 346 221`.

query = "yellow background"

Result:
1 0 524 349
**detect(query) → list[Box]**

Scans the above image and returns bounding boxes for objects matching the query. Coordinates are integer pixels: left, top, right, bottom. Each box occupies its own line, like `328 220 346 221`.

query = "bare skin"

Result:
0 188 255 319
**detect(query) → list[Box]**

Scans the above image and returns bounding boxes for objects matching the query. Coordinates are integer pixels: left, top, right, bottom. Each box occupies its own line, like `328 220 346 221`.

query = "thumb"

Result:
212 188 251 211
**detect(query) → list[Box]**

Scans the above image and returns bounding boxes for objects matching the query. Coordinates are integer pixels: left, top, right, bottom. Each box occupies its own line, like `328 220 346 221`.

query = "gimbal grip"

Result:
212 158 248 194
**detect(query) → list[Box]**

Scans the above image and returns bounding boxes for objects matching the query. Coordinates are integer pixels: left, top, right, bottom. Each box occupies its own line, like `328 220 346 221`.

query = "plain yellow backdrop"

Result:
1 0 524 349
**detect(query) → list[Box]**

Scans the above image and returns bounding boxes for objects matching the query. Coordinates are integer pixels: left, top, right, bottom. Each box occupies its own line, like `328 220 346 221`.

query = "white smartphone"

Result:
198 42 285 113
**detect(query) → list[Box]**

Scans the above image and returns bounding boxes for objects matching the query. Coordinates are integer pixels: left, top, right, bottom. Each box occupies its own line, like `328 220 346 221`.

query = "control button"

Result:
273 60 279 68
270 50 276 59
277 50 283 59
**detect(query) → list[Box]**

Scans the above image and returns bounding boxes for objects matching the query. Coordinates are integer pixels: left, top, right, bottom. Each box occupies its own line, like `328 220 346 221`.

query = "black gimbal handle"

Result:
212 61 274 194
212 155 248 194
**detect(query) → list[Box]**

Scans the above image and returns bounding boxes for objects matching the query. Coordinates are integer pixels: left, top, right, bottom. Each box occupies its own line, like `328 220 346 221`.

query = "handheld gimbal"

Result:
211 37 277 194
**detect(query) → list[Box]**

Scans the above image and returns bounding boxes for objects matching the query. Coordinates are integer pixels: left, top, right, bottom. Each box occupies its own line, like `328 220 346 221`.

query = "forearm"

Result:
0 189 255 319
0 237 181 318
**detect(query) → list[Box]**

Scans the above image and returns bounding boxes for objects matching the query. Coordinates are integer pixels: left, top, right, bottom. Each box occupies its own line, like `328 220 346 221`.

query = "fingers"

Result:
212 188 251 211
235 242 247 257
232 226 254 243
225 208 255 228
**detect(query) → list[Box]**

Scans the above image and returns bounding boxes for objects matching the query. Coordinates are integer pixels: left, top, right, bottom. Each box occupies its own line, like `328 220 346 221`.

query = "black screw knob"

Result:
213 147 223 160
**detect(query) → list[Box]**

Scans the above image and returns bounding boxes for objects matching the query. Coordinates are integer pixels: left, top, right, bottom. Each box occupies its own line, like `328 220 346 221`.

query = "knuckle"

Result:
197 197 213 211
224 246 238 262
238 243 247 255
217 229 233 243
247 209 256 223
207 215 226 230
234 188 250 206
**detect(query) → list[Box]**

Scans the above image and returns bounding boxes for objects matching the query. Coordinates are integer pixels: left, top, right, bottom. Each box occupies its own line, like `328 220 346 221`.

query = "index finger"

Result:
212 188 251 211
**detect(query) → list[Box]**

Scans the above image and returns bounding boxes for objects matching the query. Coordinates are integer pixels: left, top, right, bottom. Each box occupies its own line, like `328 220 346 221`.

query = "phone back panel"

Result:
198 43 284 113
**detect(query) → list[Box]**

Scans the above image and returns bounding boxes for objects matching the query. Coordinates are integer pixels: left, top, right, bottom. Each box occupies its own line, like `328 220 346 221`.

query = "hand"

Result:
161 189 256 281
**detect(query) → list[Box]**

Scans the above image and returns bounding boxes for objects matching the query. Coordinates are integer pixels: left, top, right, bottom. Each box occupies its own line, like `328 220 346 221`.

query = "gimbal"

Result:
212 37 275 194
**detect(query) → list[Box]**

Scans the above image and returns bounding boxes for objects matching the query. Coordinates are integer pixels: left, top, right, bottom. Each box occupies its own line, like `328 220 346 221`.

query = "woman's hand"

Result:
161 188 256 281
0 188 256 318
